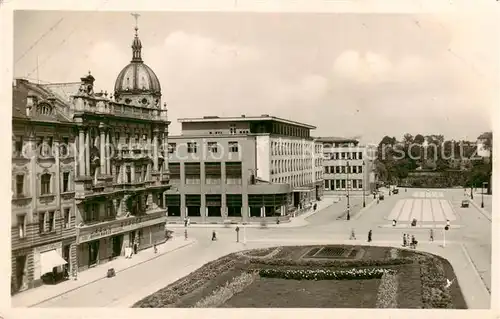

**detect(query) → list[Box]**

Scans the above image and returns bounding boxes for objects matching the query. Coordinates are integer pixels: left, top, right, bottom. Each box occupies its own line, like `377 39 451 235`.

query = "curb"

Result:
27 240 196 307
353 199 376 220
469 199 492 221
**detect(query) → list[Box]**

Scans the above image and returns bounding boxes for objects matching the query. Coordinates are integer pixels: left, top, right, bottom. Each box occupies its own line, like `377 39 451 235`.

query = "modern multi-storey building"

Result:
11 23 170 293
318 137 377 194
164 115 324 224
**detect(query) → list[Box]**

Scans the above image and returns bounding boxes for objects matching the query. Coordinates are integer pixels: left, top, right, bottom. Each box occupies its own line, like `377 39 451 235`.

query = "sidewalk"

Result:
12 237 196 307
469 193 492 221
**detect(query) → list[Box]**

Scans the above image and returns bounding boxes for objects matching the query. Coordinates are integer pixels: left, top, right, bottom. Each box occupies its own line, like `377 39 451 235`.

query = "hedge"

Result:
134 253 242 307
248 257 414 268
419 257 454 308
194 271 257 308
375 272 399 308
259 267 396 280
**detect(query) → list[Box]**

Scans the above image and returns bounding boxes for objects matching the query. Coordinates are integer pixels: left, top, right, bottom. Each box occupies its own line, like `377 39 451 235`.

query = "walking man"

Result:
367 229 372 242
429 228 434 242
403 233 407 247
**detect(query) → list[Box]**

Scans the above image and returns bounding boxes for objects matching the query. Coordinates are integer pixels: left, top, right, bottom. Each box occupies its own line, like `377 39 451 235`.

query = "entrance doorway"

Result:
88 241 99 267
62 245 70 277
293 192 300 208
112 235 123 258
15 255 27 292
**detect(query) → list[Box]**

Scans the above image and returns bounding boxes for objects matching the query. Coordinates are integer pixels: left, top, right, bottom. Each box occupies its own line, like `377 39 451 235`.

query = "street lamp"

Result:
481 182 486 208
471 184 474 200
362 161 366 208
346 161 350 220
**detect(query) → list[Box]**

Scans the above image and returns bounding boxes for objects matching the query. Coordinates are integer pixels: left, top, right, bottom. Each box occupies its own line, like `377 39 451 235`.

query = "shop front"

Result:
33 241 68 287
76 212 166 271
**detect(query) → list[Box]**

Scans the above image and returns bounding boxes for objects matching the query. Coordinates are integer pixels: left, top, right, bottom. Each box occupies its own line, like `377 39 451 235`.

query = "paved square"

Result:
412 191 445 198
385 198 458 228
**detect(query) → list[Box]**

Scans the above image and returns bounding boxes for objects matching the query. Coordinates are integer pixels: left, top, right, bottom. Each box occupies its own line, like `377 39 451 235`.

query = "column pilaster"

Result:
78 128 85 176
84 129 90 176
99 124 106 175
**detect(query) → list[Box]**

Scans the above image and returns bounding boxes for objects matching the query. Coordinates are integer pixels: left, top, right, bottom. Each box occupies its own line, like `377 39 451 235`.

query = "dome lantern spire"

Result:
131 13 142 62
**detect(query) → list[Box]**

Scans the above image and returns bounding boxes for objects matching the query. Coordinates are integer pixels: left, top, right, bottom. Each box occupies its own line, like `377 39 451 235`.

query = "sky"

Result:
13 10 498 144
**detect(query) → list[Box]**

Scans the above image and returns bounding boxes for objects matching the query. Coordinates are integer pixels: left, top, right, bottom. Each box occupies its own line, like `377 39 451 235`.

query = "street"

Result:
24 188 491 308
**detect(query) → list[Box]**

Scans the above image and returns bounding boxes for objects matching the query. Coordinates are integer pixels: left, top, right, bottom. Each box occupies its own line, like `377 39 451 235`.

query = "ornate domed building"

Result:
114 25 162 108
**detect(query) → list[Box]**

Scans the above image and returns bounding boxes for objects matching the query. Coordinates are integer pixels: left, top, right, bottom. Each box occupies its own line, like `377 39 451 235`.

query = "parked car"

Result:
379 193 385 200
392 188 399 194
461 199 469 208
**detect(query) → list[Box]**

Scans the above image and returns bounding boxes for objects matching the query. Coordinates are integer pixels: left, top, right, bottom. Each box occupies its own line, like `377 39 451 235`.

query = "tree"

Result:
478 131 492 194
414 134 425 145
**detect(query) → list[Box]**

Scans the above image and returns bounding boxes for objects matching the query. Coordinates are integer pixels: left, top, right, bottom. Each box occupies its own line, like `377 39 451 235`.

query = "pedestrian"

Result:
212 230 217 241
429 228 434 242
411 235 416 249
403 233 407 247
313 203 317 211
184 229 188 240
184 217 188 227
367 229 372 242
153 243 158 254
350 228 356 240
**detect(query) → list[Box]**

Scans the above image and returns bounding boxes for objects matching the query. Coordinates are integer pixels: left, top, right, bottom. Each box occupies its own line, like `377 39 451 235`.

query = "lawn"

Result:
133 245 466 309
221 277 381 308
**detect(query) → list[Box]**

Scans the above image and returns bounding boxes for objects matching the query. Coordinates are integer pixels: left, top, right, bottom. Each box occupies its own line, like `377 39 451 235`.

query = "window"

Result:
38 213 45 233
187 142 197 153
47 211 55 232
229 124 236 134
207 142 218 153
352 152 357 160
15 137 23 154
352 166 357 174
358 179 363 189
168 143 176 154
358 165 363 173
135 134 139 143
106 202 114 218
17 215 26 239
125 134 130 144
60 137 69 156
229 141 239 153
126 166 132 183
359 152 363 160
62 172 70 192
63 208 70 228
115 132 120 144
15 174 24 197
341 152 346 159
41 173 51 195
135 165 142 182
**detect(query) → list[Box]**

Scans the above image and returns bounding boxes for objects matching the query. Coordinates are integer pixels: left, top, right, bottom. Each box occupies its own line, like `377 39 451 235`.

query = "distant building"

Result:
165 115 324 223
11 23 170 294
317 137 377 193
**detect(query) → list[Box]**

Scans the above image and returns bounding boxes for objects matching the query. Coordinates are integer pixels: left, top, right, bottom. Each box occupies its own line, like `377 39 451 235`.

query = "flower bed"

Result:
238 247 282 259
259 267 395 280
419 257 453 308
194 271 258 308
248 256 413 268
134 253 242 307
375 272 399 308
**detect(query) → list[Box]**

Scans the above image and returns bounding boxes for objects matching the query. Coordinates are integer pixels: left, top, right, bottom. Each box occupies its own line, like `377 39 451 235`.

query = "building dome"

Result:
114 26 162 107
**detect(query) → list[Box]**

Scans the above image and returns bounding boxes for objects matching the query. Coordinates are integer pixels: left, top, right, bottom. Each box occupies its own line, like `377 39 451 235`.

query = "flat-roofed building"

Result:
165 114 324 223
318 137 377 194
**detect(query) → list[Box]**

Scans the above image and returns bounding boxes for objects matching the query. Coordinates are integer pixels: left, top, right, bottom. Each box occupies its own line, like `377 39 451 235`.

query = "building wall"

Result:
11 117 78 294
321 141 377 193
181 121 251 136
255 135 271 181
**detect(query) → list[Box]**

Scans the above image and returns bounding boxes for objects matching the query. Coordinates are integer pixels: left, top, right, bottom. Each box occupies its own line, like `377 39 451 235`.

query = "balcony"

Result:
73 95 168 122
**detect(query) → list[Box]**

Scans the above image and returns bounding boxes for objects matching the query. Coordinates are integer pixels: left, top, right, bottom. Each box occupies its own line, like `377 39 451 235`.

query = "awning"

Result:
293 188 314 193
40 250 67 275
